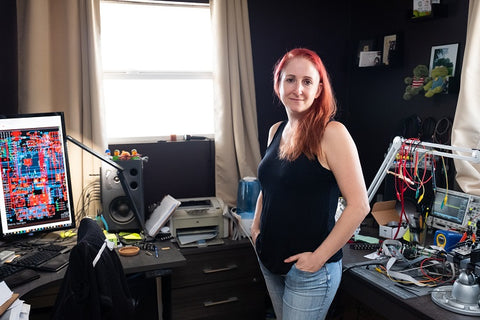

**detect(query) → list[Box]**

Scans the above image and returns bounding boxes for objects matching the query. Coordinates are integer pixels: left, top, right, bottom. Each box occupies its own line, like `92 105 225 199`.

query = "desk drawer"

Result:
171 245 262 288
171 277 266 320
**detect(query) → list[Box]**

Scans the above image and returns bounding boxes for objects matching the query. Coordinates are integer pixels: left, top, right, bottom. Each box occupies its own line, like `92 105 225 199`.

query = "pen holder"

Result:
405 218 426 245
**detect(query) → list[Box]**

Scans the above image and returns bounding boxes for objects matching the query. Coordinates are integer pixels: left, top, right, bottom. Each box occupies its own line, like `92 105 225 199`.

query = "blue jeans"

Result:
259 259 342 320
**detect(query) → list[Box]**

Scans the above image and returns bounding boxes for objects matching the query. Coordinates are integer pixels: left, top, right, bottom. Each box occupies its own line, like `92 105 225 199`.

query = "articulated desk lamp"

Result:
66 135 147 235
367 136 480 316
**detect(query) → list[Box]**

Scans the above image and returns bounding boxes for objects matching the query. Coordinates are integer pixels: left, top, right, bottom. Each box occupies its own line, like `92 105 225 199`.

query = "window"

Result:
100 1 214 143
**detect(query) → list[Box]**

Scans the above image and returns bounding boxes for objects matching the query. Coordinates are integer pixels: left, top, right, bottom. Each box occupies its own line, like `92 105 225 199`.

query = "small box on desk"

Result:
371 200 408 239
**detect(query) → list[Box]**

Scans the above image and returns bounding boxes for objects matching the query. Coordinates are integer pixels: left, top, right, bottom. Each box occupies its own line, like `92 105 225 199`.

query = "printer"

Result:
169 197 228 247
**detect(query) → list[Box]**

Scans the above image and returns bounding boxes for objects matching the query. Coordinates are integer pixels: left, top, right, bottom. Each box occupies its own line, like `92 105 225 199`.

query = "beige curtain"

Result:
17 0 105 219
211 0 262 206
451 1 480 195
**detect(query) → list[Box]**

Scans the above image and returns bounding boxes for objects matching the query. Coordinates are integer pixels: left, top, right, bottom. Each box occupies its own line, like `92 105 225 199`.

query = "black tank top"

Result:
256 121 342 275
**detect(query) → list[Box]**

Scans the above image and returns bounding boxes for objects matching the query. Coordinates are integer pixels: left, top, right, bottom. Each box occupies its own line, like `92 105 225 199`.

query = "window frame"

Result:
100 0 214 144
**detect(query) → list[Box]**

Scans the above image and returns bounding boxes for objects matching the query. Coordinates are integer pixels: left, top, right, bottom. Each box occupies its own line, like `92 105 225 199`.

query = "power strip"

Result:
350 242 381 251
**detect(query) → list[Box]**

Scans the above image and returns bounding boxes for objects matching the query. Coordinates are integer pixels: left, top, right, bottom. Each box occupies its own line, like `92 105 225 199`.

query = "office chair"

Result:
51 218 134 320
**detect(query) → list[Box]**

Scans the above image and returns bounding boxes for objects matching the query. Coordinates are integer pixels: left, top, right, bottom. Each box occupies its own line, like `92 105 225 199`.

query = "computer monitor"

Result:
0 112 75 239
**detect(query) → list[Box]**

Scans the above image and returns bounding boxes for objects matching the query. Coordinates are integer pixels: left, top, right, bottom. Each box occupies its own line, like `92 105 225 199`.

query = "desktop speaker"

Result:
101 160 145 232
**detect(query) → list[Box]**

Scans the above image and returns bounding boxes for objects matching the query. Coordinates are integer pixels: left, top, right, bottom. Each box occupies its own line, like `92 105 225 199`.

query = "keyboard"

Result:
40 243 69 253
0 264 25 279
7 249 69 272
0 264 40 288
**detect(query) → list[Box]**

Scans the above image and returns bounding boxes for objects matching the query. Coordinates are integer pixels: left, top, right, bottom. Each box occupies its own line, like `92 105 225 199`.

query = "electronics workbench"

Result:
335 136 480 320
339 224 475 320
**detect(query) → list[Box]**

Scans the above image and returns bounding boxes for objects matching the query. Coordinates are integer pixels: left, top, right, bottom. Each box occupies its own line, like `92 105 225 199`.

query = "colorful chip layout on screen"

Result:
0 113 75 237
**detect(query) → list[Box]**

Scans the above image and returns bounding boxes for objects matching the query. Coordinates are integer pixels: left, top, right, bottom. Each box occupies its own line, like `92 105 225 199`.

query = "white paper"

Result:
178 232 217 245
0 281 13 306
0 299 30 320
145 195 181 237
359 51 381 67
19 302 30 320
364 251 382 260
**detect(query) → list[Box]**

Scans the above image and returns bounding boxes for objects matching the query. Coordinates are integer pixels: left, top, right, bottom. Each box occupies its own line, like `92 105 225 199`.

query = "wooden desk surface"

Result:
118 240 186 274
10 239 186 298
342 224 473 320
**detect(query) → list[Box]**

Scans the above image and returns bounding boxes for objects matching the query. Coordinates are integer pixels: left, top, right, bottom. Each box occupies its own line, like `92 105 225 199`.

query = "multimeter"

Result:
434 230 463 251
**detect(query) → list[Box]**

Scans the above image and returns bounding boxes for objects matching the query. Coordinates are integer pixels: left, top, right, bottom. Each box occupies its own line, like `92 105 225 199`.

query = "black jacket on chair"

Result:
52 218 134 320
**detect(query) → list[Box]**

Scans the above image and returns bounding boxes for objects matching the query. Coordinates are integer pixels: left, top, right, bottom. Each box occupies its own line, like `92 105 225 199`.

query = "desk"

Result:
339 228 473 320
170 238 267 320
10 240 186 319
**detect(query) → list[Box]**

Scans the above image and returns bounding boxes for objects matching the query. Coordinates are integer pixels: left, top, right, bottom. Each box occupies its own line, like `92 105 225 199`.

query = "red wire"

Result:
396 140 435 197
393 144 409 239
420 257 445 282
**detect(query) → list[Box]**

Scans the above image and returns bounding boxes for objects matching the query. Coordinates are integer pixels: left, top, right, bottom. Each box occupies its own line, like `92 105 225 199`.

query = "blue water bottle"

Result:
236 177 261 220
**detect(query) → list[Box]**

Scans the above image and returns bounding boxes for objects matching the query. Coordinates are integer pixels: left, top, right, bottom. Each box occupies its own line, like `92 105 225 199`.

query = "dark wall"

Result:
248 0 352 151
0 0 18 116
347 0 468 187
248 0 469 190
1 1 469 207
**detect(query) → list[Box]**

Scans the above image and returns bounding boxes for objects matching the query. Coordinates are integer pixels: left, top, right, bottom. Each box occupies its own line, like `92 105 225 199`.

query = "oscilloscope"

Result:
427 187 480 231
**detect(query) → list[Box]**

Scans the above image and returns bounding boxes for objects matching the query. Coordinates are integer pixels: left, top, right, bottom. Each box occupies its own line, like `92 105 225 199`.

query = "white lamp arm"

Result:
367 136 480 203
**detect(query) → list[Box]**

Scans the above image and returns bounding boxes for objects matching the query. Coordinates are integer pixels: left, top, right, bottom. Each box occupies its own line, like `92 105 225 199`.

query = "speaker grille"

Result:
109 196 135 223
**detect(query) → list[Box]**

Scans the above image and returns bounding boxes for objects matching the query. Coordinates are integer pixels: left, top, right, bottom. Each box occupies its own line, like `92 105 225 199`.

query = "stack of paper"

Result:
145 195 181 237
0 281 30 320
177 228 218 245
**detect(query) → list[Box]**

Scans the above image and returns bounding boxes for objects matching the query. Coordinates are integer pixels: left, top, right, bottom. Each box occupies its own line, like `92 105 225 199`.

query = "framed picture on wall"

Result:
412 0 432 18
429 43 459 76
359 51 382 67
428 43 459 94
382 34 398 65
358 39 375 53
356 39 376 67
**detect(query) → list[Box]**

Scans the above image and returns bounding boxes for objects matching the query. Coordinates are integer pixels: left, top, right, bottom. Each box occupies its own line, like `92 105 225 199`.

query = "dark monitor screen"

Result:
0 112 75 238
431 188 468 226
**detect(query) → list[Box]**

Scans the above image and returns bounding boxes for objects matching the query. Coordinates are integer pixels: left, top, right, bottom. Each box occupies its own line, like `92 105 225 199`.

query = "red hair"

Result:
273 48 337 161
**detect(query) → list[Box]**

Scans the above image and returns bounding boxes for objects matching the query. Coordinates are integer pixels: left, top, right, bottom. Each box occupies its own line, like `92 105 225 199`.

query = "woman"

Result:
251 48 370 320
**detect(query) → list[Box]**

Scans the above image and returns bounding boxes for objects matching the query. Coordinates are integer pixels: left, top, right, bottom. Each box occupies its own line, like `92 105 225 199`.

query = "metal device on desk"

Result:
427 187 480 232
367 137 480 316
169 197 228 248
420 178 480 315
431 235 480 316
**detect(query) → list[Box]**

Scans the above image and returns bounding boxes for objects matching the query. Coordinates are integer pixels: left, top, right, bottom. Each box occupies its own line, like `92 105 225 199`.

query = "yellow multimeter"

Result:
434 230 462 251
